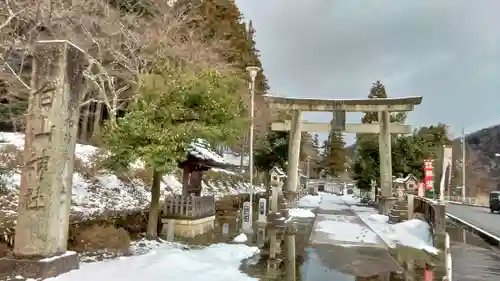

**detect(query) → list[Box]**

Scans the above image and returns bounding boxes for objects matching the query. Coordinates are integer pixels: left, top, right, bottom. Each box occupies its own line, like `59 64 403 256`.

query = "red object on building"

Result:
424 159 434 191
424 268 434 281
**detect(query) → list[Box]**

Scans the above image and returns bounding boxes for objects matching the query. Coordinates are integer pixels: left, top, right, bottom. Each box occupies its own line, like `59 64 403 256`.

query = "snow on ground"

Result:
336 194 439 255
233 233 248 243
288 208 315 218
297 194 322 208
223 152 248 167
315 214 381 245
311 193 383 247
359 213 439 255
0 132 262 223
286 194 321 222
48 242 259 281
315 192 351 211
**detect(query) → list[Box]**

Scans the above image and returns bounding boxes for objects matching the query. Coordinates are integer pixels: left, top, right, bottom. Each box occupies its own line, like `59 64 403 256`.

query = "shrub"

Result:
72 224 131 254
0 242 9 258
0 144 23 170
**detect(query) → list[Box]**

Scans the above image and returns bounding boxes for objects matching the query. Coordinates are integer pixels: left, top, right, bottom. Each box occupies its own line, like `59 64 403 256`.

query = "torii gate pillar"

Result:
378 111 396 214
285 110 302 204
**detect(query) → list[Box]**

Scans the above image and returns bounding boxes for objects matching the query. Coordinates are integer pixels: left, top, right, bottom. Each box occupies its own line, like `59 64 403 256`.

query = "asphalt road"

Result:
447 204 500 237
450 243 500 281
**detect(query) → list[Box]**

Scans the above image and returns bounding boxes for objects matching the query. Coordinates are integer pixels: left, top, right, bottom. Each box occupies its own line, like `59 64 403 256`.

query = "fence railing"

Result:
413 196 446 240
442 196 486 207
163 195 215 219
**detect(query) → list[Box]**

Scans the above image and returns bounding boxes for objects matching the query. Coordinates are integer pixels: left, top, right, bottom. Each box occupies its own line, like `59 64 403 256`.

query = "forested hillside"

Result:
0 0 270 151
452 125 500 197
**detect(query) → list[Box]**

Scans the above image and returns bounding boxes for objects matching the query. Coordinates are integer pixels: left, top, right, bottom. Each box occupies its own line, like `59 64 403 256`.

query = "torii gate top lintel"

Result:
264 95 423 112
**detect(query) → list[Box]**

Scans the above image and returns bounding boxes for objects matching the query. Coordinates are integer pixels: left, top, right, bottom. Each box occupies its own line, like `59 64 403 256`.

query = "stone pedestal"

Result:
161 216 215 238
270 185 279 213
0 40 84 278
0 252 79 279
378 197 398 215
432 203 446 251
283 191 299 208
284 233 296 281
407 194 415 220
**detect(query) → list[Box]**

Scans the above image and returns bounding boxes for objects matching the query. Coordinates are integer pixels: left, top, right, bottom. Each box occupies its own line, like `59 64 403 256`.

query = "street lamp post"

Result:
246 66 260 229
461 127 466 202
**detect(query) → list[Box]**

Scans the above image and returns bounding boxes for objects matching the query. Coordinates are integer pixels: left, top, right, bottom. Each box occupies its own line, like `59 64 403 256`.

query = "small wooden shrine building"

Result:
178 139 236 196
161 139 239 238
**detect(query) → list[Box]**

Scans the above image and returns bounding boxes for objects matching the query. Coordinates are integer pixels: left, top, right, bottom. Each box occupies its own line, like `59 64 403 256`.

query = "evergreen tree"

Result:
354 81 387 190
353 80 415 190
322 131 346 177
312 134 320 153
183 0 270 149
352 135 380 189
353 80 453 191
254 131 289 173
361 80 387 124
101 66 248 239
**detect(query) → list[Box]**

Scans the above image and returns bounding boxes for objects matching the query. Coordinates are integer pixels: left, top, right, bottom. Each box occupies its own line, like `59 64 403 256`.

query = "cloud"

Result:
236 0 500 142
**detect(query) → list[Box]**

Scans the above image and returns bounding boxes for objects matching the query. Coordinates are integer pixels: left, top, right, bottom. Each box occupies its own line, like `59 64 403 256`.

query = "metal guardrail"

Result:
442 196 487 207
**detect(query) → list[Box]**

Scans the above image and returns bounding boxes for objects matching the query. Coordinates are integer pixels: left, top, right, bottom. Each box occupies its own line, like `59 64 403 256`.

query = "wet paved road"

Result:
174 195 500 281
446 204 500 237
447 221 500 281
202 196 445 281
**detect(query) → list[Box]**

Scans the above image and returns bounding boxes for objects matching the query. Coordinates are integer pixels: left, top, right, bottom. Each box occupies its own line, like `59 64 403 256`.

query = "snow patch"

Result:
357 211 438 255
316 214 380 245
233 233 248 243
47 243 259 281
297 195 322 208
288 208 315 218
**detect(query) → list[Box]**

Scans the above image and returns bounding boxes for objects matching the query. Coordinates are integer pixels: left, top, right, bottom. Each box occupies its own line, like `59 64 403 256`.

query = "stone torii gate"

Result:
265 96 423 214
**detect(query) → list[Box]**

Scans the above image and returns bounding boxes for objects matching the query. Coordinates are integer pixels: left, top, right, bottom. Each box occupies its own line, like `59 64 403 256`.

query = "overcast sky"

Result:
236 0 500 143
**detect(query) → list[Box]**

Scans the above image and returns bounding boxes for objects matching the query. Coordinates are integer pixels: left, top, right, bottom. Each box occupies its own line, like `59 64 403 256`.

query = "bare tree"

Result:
1 0 227 137
1 0 242 239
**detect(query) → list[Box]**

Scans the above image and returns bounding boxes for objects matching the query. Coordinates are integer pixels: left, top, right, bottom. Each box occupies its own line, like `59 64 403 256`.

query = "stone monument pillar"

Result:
284 232 296 281
0 40 84 279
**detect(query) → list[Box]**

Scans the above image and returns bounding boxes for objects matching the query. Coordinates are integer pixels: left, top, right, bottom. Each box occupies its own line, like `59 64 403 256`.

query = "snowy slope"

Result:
0 132 264 226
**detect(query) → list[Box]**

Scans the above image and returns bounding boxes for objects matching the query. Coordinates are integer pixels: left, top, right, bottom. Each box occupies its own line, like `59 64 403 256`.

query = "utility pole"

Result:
461 127 466 201
306 156 311 191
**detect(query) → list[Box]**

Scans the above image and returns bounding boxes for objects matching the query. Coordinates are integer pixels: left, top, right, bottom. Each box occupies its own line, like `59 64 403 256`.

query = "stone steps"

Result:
388 200 409 224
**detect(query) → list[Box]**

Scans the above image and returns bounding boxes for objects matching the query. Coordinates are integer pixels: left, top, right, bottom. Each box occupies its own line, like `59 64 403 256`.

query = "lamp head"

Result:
246 66 261 81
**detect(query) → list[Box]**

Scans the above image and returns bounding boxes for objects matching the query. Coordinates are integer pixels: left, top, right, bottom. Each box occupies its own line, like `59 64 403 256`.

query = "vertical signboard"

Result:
417 182 425 197
258 198 267 223
242 201 252 231
424 159 434 196
370 180 377 201
222 223 229 235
